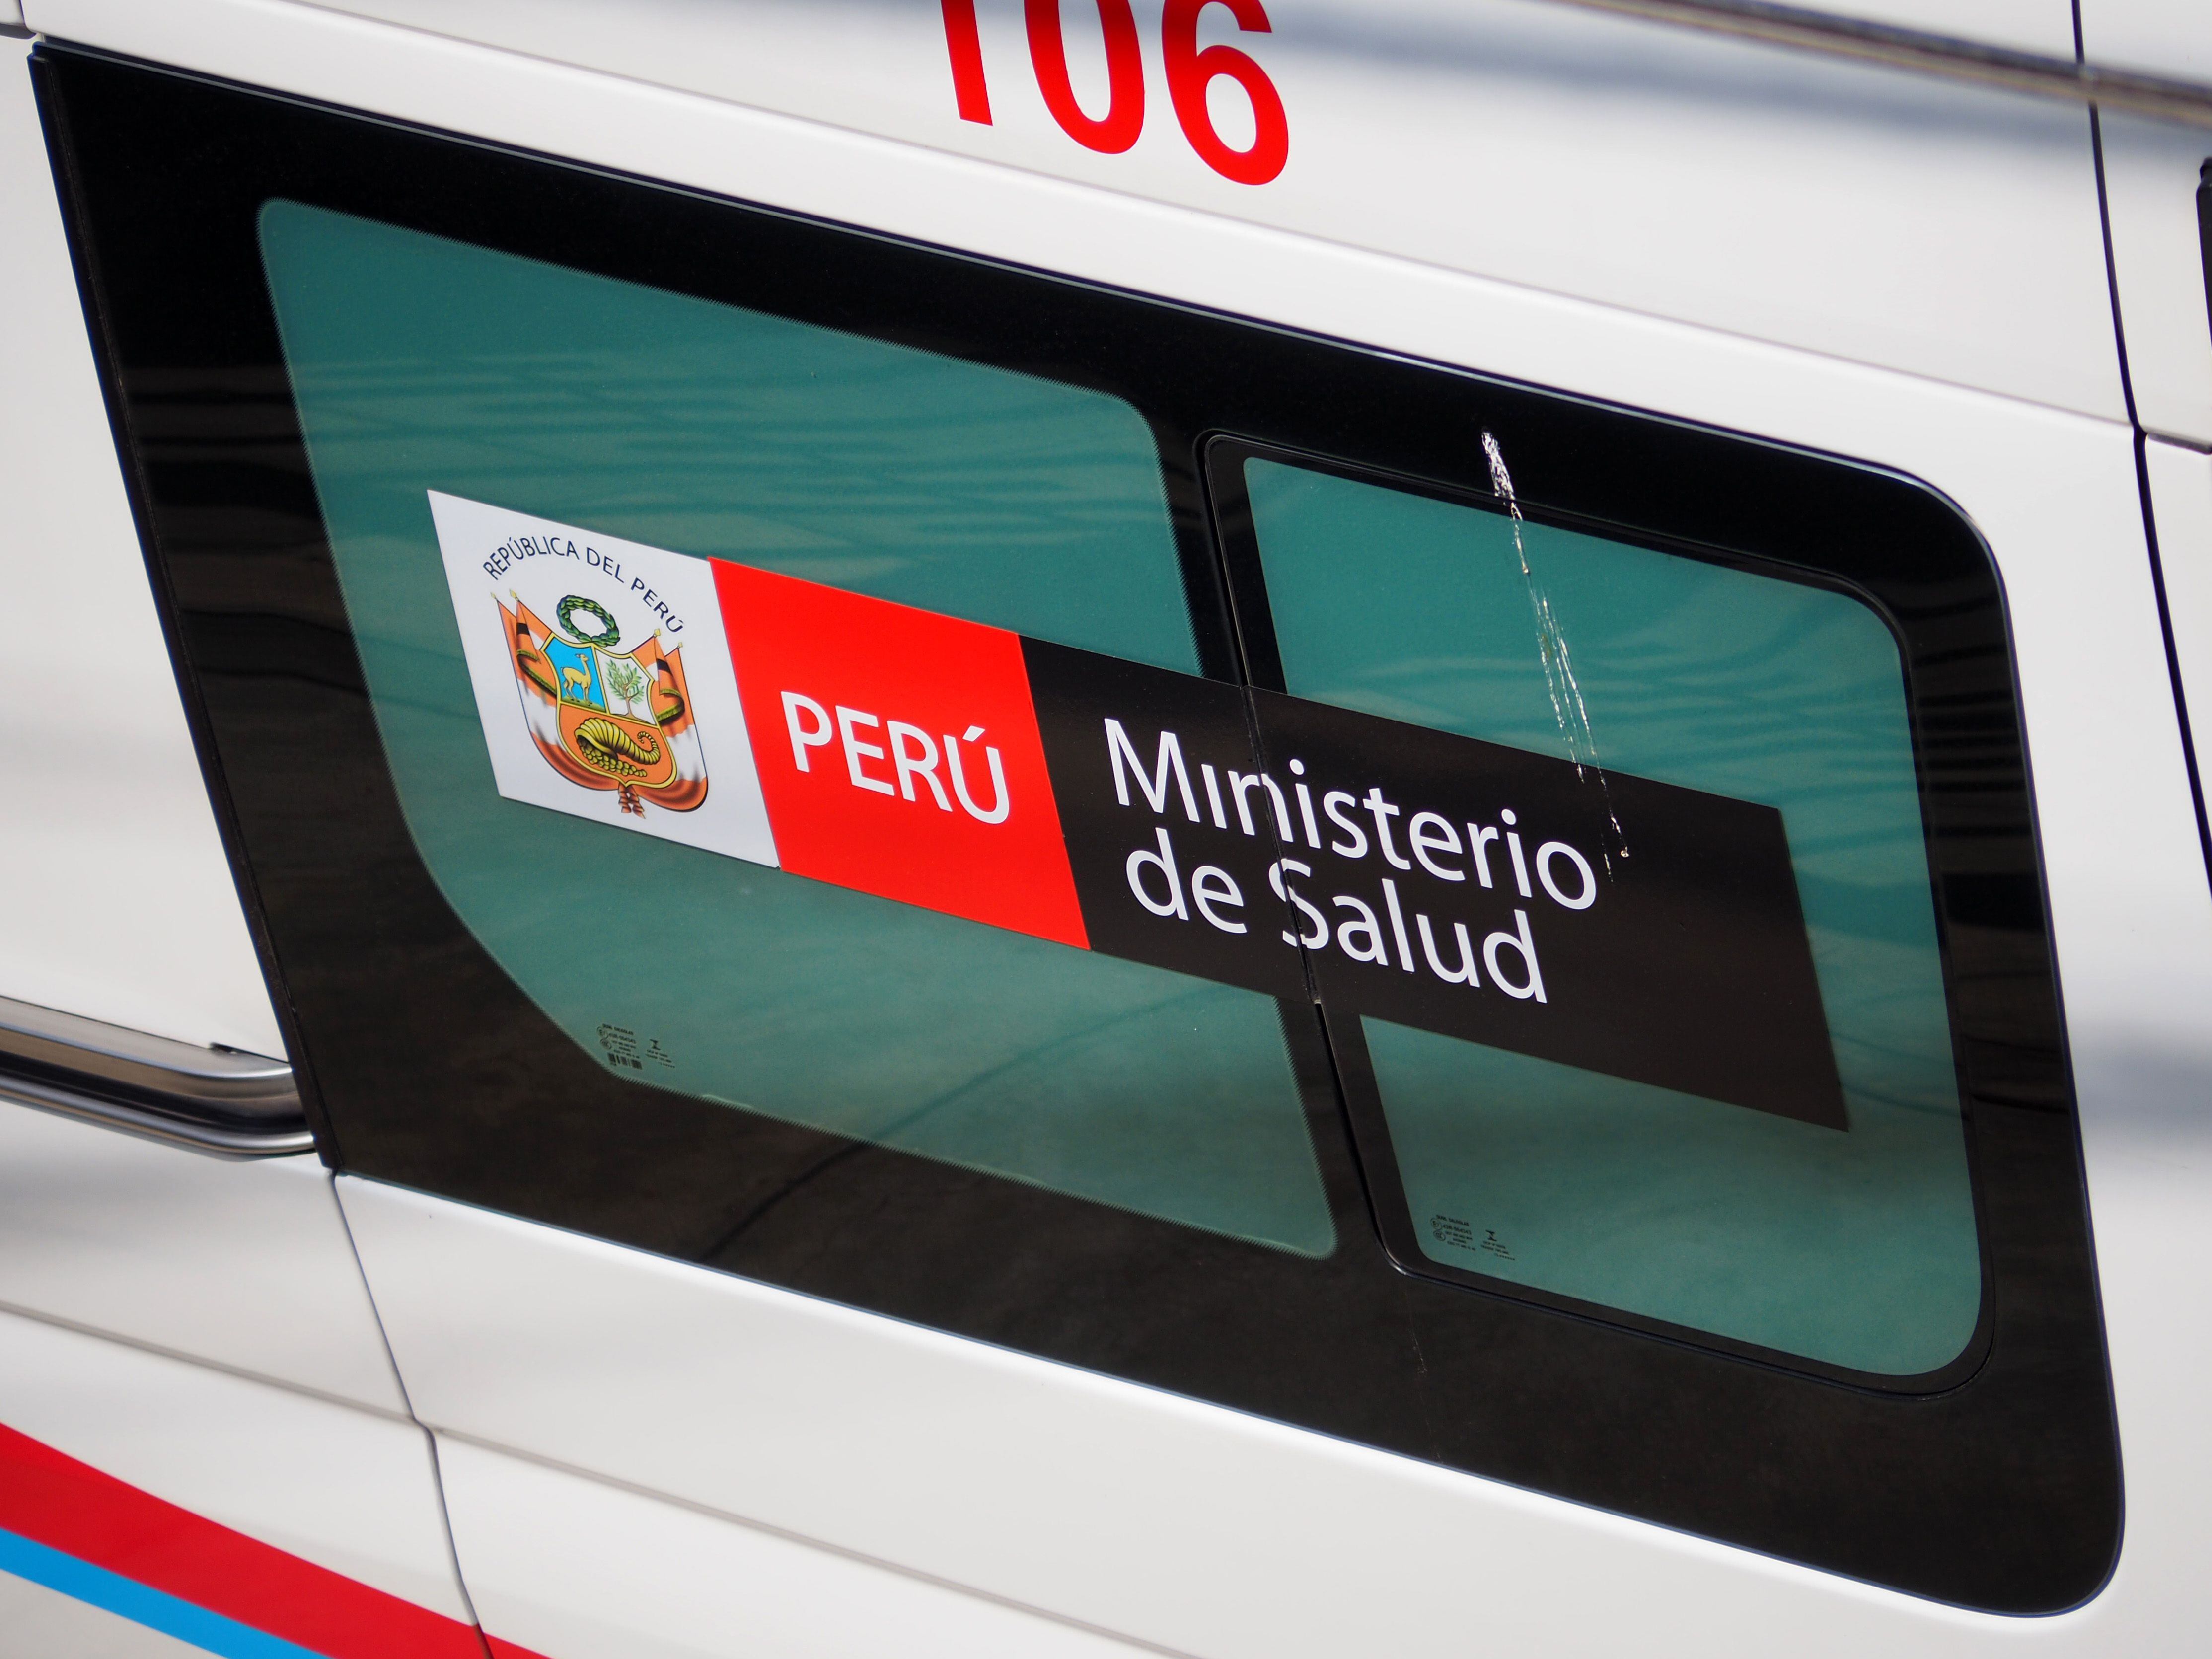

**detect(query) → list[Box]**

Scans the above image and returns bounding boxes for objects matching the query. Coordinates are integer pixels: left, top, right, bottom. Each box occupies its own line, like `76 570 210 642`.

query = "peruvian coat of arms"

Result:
502 590 708 817
432 492 776 866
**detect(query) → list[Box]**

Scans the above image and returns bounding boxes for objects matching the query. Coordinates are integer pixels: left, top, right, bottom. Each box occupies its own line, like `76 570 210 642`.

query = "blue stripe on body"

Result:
0 1525 328 1659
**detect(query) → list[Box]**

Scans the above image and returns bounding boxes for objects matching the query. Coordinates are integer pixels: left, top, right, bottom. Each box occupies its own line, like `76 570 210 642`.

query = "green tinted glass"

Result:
1245 457 1978 1371
256 201 1333 1257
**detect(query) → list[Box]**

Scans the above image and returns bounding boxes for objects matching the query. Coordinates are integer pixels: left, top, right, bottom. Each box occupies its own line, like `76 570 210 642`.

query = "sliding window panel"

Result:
1214 445 1976 1385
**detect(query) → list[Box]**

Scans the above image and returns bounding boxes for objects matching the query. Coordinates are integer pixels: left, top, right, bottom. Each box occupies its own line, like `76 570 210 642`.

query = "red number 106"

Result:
939 0 1289 186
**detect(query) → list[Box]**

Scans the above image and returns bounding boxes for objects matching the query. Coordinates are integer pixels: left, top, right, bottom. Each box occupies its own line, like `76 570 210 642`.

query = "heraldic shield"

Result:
500 591 709 816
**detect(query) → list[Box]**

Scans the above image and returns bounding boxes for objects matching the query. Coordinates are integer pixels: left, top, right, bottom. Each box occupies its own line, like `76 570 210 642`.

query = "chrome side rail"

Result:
0 993 314 1158
1548 0 2212 129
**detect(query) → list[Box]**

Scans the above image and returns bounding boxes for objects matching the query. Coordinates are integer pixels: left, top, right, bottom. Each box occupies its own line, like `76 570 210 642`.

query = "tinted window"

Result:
258 203 1332 1256
1243 456 1976 1374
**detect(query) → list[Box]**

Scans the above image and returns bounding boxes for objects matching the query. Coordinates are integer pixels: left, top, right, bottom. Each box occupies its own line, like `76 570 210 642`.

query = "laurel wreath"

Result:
556 594 620 649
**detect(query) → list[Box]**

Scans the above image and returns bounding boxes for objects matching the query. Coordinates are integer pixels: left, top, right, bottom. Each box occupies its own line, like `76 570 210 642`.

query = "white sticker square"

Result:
429 491 777 866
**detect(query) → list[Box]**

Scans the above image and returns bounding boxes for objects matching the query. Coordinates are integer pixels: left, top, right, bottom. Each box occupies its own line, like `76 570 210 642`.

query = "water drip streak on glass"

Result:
1479 430 1629 869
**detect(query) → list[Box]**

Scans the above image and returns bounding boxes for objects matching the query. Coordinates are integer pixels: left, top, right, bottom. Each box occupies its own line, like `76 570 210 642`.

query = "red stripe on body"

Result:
0 1420 522 1659
716 560 1087 949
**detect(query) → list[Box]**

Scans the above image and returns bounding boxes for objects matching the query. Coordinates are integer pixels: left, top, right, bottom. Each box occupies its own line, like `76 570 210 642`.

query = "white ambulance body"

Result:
2 2 2210 1655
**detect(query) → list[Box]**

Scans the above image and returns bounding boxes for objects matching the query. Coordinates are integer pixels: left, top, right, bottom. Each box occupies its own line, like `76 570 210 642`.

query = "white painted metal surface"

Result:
0 1572 212 1659
2082 0 2212 86
2101 111 2212 447
2147 437 2212 788
0 29 280 1059
1829 0 2074 58
34 0 2123 420
0 1308 473 1621
435 1435 1157 1659
0 1106 405 1413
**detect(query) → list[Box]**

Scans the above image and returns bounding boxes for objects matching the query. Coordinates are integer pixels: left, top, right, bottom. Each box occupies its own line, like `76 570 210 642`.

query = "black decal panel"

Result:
1025 639 1307 998
1255 690 1844 1128
1030 641 1843 1128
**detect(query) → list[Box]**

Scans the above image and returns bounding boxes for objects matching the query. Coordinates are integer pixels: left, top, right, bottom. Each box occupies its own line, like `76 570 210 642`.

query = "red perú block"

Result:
714 559 1089 950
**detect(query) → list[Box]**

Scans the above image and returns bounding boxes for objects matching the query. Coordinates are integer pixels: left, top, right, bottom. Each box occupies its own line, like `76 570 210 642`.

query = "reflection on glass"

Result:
257 202 1333 1257
1246 457 1978 1371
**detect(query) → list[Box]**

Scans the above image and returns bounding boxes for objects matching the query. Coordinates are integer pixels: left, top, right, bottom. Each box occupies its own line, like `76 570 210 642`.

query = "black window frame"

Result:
35 42 2118 1612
